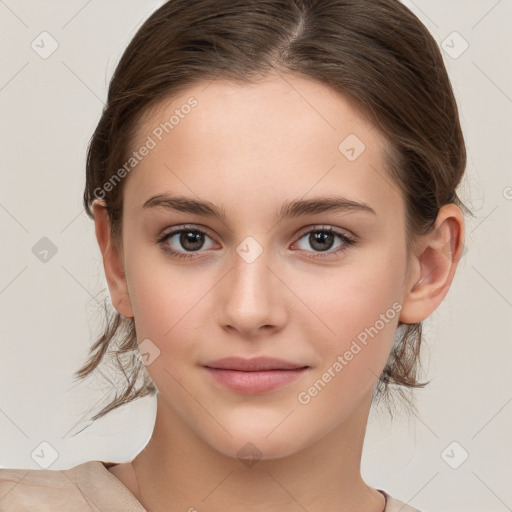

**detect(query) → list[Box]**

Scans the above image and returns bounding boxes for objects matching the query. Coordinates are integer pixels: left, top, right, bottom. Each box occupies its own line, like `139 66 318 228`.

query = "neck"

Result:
129 391 385 512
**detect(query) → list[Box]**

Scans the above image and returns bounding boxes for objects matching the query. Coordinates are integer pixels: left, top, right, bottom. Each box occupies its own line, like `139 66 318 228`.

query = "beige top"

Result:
0 461 422 511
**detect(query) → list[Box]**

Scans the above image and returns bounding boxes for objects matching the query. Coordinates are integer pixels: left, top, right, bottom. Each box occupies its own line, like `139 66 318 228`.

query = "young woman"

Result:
0 0 469 510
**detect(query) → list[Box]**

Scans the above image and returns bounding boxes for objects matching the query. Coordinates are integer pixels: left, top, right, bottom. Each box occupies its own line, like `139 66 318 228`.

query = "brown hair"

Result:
76 0 471 421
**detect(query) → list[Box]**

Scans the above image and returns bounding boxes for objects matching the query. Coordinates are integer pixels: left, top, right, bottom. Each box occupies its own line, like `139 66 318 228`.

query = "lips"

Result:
203 357 309 394
204 356 307 371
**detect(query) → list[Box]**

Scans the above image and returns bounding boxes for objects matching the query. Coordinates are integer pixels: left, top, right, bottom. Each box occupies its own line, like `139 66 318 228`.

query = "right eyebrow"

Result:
142 194 227 221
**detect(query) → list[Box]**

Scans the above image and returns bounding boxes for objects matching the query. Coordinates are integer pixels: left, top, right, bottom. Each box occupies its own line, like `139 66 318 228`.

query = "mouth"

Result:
203 357 310 394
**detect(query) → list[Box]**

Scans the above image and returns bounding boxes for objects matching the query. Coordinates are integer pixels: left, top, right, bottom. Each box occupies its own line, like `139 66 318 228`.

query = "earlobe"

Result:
92 199 134 318
399 204 465 324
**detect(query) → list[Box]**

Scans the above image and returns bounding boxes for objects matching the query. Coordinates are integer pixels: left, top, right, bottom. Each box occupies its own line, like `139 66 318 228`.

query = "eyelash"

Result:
155 225 357 261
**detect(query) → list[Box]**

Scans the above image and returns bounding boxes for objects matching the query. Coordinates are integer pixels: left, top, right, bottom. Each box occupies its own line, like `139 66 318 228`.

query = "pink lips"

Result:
203 357 309 394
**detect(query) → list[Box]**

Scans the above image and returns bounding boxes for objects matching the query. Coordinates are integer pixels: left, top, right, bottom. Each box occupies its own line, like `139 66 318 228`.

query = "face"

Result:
112 73 417 459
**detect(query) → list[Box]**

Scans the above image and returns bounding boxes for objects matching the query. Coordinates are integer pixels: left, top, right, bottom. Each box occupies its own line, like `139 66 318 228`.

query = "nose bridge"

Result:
218 238 285 334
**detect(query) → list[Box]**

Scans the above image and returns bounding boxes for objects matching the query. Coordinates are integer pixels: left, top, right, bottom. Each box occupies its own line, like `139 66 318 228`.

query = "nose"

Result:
217 248 287 338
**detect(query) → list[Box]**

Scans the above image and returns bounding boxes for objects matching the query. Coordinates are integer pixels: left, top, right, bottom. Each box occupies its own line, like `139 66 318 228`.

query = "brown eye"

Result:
177 230 206 251
157 226 216 260
293 226 357 259
307 231 336 252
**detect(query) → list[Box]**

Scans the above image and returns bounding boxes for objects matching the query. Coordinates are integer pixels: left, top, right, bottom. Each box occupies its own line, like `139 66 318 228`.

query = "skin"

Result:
93 72 465 512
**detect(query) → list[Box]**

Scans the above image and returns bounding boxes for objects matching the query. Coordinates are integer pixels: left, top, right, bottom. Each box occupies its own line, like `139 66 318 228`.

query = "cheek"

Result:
293 292 401 423
292 252 405 383
123 246 221 372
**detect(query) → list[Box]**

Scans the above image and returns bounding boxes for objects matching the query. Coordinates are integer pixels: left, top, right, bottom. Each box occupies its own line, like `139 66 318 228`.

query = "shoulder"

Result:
0 462 93 512
0 460 143 512
380 490 423 512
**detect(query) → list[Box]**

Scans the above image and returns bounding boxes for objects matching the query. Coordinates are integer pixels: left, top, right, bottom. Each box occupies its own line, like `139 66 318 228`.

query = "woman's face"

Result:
116 73 417 458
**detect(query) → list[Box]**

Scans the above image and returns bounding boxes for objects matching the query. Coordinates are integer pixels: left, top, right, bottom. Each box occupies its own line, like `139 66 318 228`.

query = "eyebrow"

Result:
142 193 376 220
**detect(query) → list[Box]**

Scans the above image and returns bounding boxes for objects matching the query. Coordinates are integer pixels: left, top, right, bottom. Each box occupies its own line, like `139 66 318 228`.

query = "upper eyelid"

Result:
295 224 354 238
161 223 353 236
160 224 213 238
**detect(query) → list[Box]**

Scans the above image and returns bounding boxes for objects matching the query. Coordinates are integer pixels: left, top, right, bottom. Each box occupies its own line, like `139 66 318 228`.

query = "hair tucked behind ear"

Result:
76 0 472 423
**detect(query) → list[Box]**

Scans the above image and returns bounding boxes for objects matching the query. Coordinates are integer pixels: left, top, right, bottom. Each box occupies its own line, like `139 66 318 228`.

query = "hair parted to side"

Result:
76 0 472 422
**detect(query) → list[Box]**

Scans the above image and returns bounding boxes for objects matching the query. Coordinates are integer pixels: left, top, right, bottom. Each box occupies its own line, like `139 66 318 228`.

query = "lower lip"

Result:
203 367 308 394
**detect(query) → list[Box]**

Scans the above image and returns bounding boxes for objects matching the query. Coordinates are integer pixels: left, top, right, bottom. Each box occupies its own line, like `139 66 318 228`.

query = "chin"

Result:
212 435 305 464
198 417 319 464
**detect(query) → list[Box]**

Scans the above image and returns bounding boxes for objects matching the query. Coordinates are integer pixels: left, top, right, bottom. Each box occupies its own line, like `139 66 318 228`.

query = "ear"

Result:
92 199 134 318
400 203 465 324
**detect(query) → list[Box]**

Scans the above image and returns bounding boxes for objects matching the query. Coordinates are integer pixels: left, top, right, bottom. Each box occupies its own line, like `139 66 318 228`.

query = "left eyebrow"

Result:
141 193 376 219
277 195 377 218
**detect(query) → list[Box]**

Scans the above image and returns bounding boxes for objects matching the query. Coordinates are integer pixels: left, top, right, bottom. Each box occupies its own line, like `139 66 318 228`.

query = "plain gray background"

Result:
1 1 511 511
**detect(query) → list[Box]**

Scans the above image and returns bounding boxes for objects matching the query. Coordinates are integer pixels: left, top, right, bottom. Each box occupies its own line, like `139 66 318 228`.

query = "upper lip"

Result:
203 357 308 371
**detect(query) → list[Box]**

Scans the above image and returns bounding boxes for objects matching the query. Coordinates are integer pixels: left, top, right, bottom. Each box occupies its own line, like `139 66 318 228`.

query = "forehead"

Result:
124 73 402 220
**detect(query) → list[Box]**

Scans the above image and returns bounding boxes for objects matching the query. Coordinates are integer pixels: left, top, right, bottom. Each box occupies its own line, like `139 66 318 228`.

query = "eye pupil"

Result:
310 231 334 252
180 231 204 251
